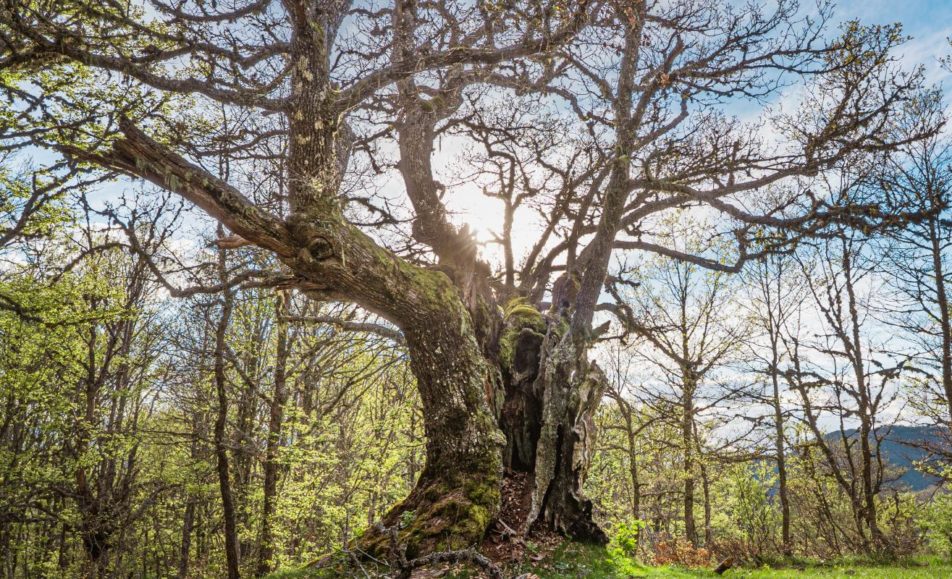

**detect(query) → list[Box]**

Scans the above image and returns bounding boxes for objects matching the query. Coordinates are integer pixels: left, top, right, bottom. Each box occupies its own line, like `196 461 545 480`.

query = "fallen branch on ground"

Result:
378 524 504 579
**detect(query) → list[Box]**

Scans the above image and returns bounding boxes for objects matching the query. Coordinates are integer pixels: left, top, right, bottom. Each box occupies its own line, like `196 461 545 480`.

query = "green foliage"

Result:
609 518 647 559
0 240 164 576
587 403 936 567
0 169 71 241
919 485 952 559
708 463 782 560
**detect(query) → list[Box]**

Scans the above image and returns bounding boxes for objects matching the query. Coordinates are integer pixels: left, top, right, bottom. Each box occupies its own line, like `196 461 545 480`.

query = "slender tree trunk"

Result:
0 523 10 576
682 376 697 546
700 461 712 546
625 411 641 521
213 247 240 579
257 295 289 576
859 419 881 549
197 503 208 570
843 250 883 550
929 220 952 426
772 379 791 555
769 335 792 554
178 500 195 579
179 412 203 579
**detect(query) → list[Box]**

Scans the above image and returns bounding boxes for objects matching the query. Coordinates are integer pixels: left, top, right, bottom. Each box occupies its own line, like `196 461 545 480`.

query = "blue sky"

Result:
838 0 952 88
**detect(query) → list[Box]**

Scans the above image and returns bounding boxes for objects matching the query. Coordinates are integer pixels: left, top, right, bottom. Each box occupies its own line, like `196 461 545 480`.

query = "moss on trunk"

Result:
361 459 501 558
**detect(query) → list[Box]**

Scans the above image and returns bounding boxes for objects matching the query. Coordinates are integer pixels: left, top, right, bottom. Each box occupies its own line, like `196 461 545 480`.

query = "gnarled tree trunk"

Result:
93 6 612 555
358 280 609 556
345 261 506 558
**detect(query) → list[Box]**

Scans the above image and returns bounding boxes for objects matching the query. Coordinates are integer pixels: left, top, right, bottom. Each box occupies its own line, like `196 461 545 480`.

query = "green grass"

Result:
727 563 952 578
267 545 952 578
514 543 952 578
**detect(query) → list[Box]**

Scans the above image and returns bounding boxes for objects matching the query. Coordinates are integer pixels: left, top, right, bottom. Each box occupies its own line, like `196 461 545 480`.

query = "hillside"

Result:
827 426 949 492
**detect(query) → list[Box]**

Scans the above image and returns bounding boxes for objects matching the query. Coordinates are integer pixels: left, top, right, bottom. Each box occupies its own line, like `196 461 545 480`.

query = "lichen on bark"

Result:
526 327 608 543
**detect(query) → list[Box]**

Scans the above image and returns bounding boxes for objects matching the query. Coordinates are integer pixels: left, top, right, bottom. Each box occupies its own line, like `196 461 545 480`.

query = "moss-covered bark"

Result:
361 445 501 558
112 125 605 556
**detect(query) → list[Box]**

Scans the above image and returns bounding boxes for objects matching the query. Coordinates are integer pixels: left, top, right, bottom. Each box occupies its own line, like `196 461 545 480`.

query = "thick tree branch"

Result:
62 119 292 257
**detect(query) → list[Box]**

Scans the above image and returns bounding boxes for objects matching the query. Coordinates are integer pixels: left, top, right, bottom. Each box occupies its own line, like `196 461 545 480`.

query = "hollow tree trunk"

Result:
361 288 609 556
213 247 240 579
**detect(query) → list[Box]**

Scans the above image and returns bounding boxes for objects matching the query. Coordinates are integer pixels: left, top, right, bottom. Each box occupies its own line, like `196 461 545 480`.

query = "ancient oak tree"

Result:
0 0 936 556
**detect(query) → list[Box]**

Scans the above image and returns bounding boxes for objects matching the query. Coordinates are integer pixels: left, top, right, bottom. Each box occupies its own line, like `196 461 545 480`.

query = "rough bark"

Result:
57 10 610 556
345 257 505 557
527 330 607 542
102 114 508 558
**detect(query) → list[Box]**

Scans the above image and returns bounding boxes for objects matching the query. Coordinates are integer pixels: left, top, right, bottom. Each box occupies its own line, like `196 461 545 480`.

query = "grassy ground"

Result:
513 542 952 578
268 543 952 578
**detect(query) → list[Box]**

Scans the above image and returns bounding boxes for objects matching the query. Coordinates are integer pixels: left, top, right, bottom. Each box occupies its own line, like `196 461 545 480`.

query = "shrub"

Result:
652 538 712 568
608 519 646 559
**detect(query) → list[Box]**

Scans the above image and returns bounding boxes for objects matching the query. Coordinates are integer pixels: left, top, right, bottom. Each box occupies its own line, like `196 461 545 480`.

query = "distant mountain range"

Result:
826 425 949 492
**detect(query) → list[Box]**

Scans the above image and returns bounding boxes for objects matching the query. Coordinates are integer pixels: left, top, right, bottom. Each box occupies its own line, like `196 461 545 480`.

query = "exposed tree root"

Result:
358 467 501 559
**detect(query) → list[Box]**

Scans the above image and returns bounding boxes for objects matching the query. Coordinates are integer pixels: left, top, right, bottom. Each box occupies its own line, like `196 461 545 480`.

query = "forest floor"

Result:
269 541 952 578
